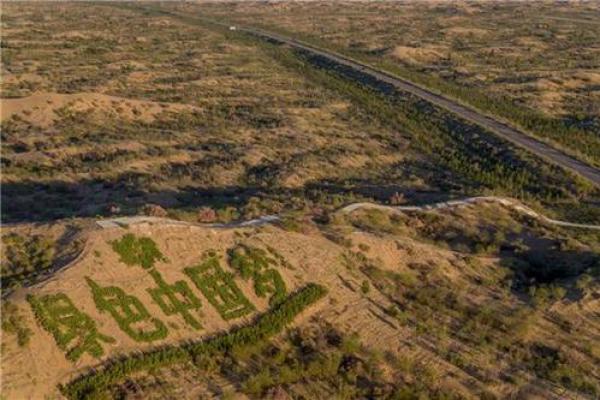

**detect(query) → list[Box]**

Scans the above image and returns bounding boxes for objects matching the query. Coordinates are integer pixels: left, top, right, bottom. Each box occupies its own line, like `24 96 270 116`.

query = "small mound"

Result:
389 45 445 65
0 92 199 128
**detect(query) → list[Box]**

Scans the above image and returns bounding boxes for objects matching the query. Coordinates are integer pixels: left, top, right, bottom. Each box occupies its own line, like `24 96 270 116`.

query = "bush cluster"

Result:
228 245 287 305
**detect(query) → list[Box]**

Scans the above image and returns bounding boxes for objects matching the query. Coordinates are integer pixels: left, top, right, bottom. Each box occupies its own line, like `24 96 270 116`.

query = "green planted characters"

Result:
27 293 115 361
184 251 255 321
147 269 203 330
110 234 203 330
86 277 168 342
60 283 328 400
229 245 286 305
110 233 165 269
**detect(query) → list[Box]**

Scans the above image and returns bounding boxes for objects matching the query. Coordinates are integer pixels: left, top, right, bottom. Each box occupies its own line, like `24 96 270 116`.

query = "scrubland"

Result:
1 2 599 400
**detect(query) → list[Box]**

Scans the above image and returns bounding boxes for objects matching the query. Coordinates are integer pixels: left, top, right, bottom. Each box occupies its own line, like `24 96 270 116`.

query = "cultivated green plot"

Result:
147 269 203 330
229 245 286 305
27 293 115 361
86 277 168 342
184 252 255 321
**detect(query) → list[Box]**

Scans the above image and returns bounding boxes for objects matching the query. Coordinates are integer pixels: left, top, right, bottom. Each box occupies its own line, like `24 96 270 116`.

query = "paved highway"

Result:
127 5 600 188
238 27 600 188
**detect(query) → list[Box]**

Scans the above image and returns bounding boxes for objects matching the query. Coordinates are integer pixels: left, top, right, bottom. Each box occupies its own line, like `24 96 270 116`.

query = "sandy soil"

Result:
0 92 199 128
0 217 480 399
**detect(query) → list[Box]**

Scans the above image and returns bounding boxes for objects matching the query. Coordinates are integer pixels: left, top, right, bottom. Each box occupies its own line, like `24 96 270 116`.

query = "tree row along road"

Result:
238 27 600 188
134 5 600 188
97 197 600 231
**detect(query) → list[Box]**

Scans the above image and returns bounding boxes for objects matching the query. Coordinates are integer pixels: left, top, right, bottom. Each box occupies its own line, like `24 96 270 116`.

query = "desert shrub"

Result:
110 234 166 269
525 343 598 396
184 252 255 320
528 284 566 309
140 204 168 217
60 283 328 399
197 206 217 223
1 301 32 347
1 233 55 286
361 280 371 294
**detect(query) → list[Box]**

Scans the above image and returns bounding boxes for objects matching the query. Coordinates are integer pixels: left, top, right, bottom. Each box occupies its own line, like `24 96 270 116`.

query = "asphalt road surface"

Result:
240 27 600 188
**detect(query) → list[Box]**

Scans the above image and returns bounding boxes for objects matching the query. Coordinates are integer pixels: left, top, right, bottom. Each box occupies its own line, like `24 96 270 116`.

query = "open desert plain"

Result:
1 2 600 399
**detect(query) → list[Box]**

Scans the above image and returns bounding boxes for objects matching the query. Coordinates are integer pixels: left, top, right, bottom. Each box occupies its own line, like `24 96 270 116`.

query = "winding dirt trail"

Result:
97 196 600 231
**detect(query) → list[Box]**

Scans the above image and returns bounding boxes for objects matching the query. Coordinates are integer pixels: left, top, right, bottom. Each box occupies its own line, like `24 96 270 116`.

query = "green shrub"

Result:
147 269 203 330
228 245 287 305
184 252 255 321
27 293 115 361
86 277 168 342
110 234 165 269
60 283 327 399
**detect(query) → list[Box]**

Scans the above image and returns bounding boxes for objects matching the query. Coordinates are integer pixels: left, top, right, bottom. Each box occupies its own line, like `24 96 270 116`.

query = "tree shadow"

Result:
1 170 463 224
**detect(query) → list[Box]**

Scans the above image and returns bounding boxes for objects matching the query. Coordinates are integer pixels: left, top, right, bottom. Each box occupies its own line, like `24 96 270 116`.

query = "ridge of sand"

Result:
0 91 200 127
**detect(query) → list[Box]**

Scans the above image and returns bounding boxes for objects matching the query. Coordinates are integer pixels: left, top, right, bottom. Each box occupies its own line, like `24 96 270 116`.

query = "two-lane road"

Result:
129 4 600 188
240 27 600 188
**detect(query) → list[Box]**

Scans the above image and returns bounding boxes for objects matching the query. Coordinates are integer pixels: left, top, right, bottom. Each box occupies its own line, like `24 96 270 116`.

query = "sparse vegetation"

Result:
1 233 55 288
2 3 599 399
1 301 32 347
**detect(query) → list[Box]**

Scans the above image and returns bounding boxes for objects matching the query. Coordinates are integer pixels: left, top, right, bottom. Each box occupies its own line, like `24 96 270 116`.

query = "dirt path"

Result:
97 196 600 231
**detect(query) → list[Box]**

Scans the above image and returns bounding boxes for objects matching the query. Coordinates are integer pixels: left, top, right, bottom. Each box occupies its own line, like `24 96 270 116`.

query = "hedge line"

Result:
60 283 327 399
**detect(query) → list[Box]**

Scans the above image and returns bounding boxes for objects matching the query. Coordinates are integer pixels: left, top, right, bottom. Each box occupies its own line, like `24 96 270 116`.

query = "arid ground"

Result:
1 2 599 400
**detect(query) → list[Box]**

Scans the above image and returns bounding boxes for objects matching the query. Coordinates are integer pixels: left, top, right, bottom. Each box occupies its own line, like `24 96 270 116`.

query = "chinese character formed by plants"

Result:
110 233 165 269
228 245 286 305
184 251 255 321
147 269 203 330
86 277 168 342
109 234 203 329
27 293 115 361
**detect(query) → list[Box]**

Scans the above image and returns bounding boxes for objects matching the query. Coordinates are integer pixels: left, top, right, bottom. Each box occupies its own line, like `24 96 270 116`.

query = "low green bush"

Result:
228 245 287 305
110 234 165 270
